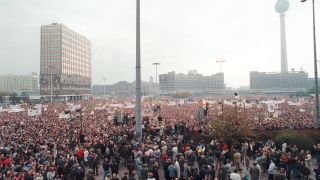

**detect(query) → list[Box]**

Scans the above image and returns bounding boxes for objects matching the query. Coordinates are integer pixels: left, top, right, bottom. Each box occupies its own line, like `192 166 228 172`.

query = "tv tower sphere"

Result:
275 0 290 13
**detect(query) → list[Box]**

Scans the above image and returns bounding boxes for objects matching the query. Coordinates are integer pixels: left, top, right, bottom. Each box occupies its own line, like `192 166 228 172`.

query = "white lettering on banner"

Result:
28 109 42 117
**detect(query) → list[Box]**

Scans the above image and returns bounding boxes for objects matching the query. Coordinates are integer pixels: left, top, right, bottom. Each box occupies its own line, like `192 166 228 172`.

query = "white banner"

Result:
288 101 303 106
59 113 70 119
28 109 42 117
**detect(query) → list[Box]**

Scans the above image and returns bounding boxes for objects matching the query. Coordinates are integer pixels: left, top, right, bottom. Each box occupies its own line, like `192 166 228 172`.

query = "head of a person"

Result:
234 169 238 173
253 161 257 166
131 170 136 176
147 172 154 178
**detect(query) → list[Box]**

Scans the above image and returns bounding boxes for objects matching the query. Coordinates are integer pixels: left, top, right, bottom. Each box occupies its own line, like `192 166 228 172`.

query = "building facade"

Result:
159 70 224 95
40 23 91 101
250 71 308 93
0 73 38 93
92 81 158 98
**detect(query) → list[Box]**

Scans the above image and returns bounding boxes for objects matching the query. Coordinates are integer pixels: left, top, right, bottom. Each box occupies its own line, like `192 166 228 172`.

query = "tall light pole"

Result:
135 0 142 142
216 60 225 92
47 66 54 103
152 62 160 83
216 60 225 74
102 77 107 97
301 0 320 126
152 62 160 99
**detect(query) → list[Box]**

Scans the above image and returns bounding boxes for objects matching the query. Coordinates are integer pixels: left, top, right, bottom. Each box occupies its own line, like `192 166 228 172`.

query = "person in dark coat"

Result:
87 169 95 180
140 164 149 180
249 161 261 180
110 159 119 177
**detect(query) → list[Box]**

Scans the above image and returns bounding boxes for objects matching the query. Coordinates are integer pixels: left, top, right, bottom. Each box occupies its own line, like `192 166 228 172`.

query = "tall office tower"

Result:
275 0 290 73
40 23 91 101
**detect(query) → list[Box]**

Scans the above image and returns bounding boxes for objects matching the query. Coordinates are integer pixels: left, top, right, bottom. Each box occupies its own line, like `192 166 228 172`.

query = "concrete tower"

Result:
275 0 289 73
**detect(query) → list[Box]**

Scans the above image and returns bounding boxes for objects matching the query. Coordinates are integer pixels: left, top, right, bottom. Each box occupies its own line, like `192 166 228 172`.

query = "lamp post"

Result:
218 101 224 114
76 108 85 144
152 62 160 99
64 109 74 149
152 62 160 84
135 0 142 142
102 77 107 98
216 60 225 74
76 108 83 135
233 101 237 117
301 0 320 125
47 66 54 103
216 60 225 92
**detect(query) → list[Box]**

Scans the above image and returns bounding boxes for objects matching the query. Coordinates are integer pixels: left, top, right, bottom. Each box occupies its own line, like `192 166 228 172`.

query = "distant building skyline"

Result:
92 80 158 97
40 23 91 101
0 1 317 88
250 70 308 93
0 72 38 93
159 70 224 95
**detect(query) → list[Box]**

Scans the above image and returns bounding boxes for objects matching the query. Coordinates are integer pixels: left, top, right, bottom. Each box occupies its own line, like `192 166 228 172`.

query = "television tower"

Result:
275 0 290 73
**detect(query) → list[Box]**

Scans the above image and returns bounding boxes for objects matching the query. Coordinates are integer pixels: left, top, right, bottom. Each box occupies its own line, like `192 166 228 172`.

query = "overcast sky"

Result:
0 0 318 88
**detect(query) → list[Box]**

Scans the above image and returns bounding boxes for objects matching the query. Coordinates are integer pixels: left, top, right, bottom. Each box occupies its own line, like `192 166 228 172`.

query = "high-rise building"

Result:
40 23 91 101
0 73 38 93
159 70 224 95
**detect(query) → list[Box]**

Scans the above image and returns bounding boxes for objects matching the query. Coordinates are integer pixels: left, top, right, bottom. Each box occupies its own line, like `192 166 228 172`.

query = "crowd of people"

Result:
0 96 318 179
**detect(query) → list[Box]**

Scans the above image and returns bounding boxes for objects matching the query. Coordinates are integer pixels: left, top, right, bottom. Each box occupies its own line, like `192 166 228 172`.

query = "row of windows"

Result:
61 48 90 56
62 39 90 46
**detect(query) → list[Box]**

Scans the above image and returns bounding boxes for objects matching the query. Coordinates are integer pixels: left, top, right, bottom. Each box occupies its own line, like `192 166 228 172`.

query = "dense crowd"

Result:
0 97 318 180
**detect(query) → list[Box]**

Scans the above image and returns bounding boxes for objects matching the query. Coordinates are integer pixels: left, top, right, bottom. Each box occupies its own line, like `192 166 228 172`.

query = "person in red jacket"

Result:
3 156 13 168
77 148 84 163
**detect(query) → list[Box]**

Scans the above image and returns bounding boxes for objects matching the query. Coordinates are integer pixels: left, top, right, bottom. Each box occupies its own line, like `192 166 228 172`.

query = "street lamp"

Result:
76 108 84 144
301 0 320 126
152 62 160 84
47 66 55 103
64 109 75 149
102 77 107 98
136 0 142 142
216 60 225 92
216 60 225 74
218 101 224 114
152 62 160 99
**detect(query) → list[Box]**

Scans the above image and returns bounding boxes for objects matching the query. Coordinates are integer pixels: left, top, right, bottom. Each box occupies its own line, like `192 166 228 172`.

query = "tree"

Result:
307 86 320 95
208 107 255 143
293 91 308 97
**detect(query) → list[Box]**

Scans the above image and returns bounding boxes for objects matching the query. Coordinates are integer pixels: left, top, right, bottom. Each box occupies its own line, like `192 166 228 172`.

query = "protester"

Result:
0 96 318 180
